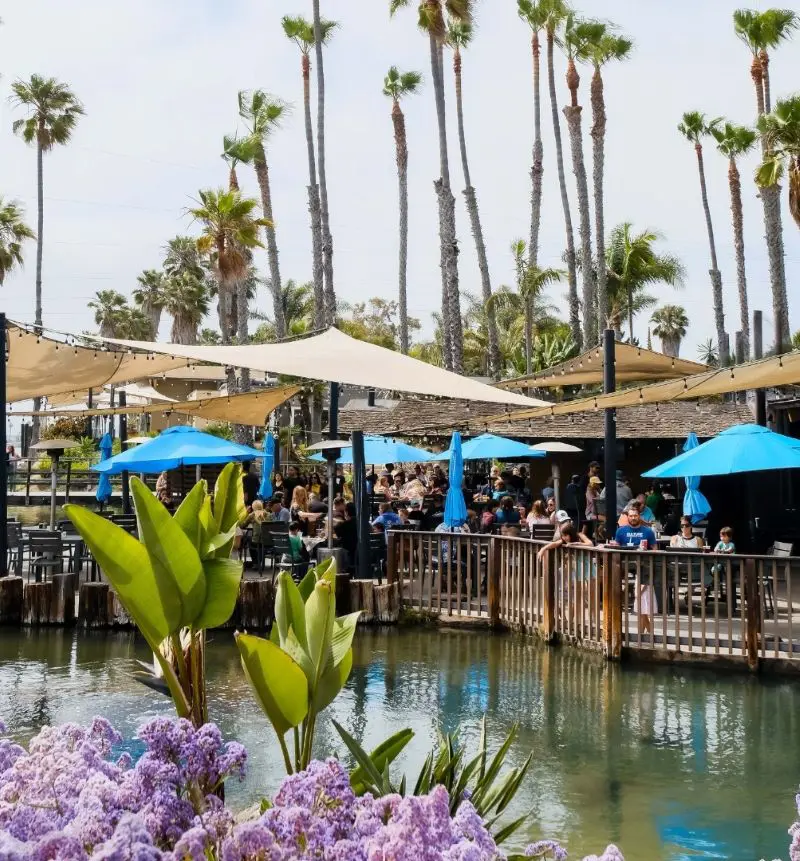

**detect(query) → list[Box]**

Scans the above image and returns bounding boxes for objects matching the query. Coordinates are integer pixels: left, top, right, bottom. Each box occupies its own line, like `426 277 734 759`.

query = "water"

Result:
0 627 797 860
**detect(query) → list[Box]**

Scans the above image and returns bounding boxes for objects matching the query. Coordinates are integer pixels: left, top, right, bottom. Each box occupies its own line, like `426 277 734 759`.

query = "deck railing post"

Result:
542 551 556 642
386 531 398 587
25 459 32 506
487 535 500 627
65 461 72 504
744 557 761 672
603 550 623 660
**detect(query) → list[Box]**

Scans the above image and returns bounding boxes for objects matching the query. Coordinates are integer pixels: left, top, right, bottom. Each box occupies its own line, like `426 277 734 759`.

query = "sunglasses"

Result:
681 522 692 528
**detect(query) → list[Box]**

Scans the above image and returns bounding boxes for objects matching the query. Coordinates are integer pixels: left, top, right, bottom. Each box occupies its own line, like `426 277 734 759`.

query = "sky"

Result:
0 0 798 360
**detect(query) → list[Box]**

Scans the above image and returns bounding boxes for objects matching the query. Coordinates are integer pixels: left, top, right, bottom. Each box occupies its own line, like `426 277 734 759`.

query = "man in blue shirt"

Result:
614 502 656 549
372 502 401 541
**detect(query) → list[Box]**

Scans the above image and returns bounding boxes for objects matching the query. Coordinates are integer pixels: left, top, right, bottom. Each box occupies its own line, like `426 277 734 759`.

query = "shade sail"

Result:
444 433 467 529
98 327 550 408
15 385 300 428
681 432 711 523
642 424 800 478
497 342 709 390
428 433 547 461
7 323 189 402
309 434 433 465
93 426 265 474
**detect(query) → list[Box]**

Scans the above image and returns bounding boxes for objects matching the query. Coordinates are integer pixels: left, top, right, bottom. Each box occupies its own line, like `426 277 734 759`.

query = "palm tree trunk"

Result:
752 54 790 352
254 147 287 340
31 137 45 444
627 288 634 343
760 50 772 113
392 100 410 355
530 32 544 271
694 144 726 355
453 48 499 378
564 102 596 347
546 30 581 349
234 278 251 444
313 0 336 326
302 54 325 330
524 311 533 375
591 65 608 336
171 315 198 345
728 158 750 358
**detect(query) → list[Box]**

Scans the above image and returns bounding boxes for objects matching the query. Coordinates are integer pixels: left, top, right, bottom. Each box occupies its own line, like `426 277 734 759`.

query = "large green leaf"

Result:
306 580 335 681
193 558 243 630
213 462 245 535
314 556 337 589
131 478 206 628
275 573 308 651
331 612 361 668
312 648 352 713
64 504 180 649
296 566 318 602
281 626 314 682
236 633 309 734
172 481 207 549
333 719 384 792
204 522 239 558
198 496 216 548
349 727 414 795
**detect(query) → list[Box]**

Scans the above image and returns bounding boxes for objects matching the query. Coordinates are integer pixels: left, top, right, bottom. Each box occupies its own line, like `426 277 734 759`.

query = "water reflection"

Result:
0 627 796 861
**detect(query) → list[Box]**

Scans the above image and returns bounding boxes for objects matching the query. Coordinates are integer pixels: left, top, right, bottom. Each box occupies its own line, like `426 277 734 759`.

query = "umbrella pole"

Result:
50 454 58 531
552 462 561 509
352 432 371 581
327 383 340 551
119 388 131 515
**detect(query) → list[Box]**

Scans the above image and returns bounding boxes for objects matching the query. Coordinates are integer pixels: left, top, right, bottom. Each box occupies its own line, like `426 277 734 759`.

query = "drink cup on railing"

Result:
639 539 648 551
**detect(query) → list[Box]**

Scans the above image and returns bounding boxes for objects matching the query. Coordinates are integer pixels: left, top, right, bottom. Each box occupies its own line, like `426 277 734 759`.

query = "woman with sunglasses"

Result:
670 517 705 549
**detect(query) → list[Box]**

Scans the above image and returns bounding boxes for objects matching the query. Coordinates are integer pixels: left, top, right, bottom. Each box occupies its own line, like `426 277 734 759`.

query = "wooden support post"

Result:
602 551 623 659
335 572 351 616
51 573 78 626
0 576 23 624
350 580 375 624
108 590 132 627
487 536 500 627
79 582 111 628
386 532 398 586
744 557 760 672
541 552 556 642
24 582 54 625
25 458 32 506
374 582 399 623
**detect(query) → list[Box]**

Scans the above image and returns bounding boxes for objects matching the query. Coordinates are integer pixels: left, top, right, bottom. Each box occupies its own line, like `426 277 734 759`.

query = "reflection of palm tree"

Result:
650 304 689 357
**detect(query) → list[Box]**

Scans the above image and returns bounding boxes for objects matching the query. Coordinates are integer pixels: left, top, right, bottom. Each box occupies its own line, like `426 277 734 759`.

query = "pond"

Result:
0 626 797 860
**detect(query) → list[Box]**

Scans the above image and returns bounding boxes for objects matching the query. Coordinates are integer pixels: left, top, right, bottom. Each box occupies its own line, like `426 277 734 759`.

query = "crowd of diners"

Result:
223 458 737 574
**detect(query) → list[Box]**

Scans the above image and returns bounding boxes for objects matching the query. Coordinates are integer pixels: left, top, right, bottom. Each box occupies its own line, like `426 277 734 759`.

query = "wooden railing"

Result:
9 459 157 504
387 531 800 672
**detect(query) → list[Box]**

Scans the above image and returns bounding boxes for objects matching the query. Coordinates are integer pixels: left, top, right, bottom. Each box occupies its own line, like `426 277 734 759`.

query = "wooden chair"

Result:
531 525 555 542
764 541 793 618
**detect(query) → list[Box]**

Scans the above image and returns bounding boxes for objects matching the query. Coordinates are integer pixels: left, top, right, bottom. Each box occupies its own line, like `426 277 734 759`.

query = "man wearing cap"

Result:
563 473 583 527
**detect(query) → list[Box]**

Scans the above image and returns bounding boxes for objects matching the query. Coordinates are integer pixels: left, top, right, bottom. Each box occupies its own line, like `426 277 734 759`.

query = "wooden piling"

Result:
350 580 375 623
24 583 53 625
0 576 23 625
744 558 760 672
487 536 501 628
335 573 351 616
79 582 111 628
374 582 399 623
541 553 556 642
51 573 78 626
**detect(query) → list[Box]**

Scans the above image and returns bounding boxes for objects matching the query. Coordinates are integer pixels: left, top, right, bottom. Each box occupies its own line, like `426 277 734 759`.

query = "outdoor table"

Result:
302 536 326 559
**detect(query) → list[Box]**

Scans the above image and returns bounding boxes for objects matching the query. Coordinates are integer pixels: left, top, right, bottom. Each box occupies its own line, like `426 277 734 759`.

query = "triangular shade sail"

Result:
98 327 550 408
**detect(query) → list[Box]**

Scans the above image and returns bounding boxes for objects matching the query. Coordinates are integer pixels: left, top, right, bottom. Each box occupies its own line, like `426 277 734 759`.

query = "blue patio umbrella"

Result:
309 434 433 465
95 433 113 505
682 432 712 524
643 423 800 478
259 433 275 499
428 433 547 462
444 432 467 529
92 426 265 475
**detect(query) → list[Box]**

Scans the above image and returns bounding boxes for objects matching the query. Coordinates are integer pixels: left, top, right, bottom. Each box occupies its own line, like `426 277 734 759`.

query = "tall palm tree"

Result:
163 235 209 282
757 95 800 232
733 8 796 351
540 0 580 349
584 29 633 336
383 66 423 355
650 304 689 357
88 290 128 338
0 198 35 285
282 15 337 329
605 223 685 341
517 1 547 278
132 269 166 339
446 19 501 378
712 122 758 357
164 272 210 345
236 89 289 340
563 14 605 347
678 112 726 357
390 0 469 374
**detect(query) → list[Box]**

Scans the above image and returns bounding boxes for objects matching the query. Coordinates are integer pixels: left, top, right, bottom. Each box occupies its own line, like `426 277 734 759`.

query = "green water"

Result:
0 627 797 860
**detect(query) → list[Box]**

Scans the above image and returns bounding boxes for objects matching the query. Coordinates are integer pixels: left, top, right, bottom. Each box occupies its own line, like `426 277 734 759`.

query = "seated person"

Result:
492 479 508 501
552 509 575 541
618 494 655 527
495 496 521 535
372 501 402 532
614 502 656 549
269 496 291 523
670 517 704 549
480 502 498 533
465 508 480 533
334 502 359 563
713 526 736 554
527 499 551 528
308 492 328 515
330 496 346 523
286 521 310 564
396 503 411 526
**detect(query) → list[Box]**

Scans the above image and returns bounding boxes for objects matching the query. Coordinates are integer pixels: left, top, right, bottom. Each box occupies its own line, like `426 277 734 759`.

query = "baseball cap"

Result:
589 476 602 486
555 510 572 524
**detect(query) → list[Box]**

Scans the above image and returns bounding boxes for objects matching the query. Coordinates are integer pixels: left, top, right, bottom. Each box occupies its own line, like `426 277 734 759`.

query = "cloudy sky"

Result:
0 0 797 358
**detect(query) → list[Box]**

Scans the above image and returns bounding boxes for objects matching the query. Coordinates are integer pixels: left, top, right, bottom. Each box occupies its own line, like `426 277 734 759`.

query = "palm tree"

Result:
114 306 152 341
164 272 210 344
390 0 469 374
584 29 633 335
757 95 800 232
236 90 289 340
650 304 689 357
517 1 547 279
712 122 758 357
537 0 580 349
252 279 316 343
733 8 797 352
163 235 209 281
605 223 686 341
0 198 35 285
382 66 422 355
678 112 726 357
132 269 166 339
282 15 337 329
696 338 719 367
562 14 606 347
446 19 501 378
89 290 127 338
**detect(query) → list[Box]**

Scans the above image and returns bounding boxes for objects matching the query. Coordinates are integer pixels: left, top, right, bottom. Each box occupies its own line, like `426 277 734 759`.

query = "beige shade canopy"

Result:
14 384 301 428
99 327 551 408
497 341 709 390
7 323 190 403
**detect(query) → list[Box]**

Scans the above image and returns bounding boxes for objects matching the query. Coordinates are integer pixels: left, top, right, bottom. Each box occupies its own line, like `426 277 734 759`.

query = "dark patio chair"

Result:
29 534 65 583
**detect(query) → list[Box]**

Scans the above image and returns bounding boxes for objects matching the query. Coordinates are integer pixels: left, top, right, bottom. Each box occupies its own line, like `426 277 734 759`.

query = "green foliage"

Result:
10 74 84 152
0 197 35 285
382 66 423 100
41 416 88 441
64 463 245 726
204 421 234 441
338 297 420 350
236 559 361 773
792 330 800 351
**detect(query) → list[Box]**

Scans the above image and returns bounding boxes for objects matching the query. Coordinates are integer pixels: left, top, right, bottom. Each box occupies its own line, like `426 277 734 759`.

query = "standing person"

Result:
614 502 656 549
645 482 667 524
334 501 359 569
536 522 594 559
585 476 602 539
578 461 601 506
6 445 18 491
289 485 310 534
541 477 555 502
241 461 260 506
282 465 303 500
603 470 633 515
563 473 582 527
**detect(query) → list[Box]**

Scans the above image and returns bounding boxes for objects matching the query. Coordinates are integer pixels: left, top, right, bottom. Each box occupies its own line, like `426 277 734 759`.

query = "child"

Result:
288 521 309 564
714 527 736 554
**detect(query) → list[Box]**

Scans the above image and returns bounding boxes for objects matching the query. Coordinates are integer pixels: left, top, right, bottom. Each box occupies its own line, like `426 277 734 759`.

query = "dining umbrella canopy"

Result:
428 433 547 462
95 433 114 505
92 426 265 475
642 424 800 478
309 435 433 465
444 433 467 529
259 433 275 499
681 432 712 523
